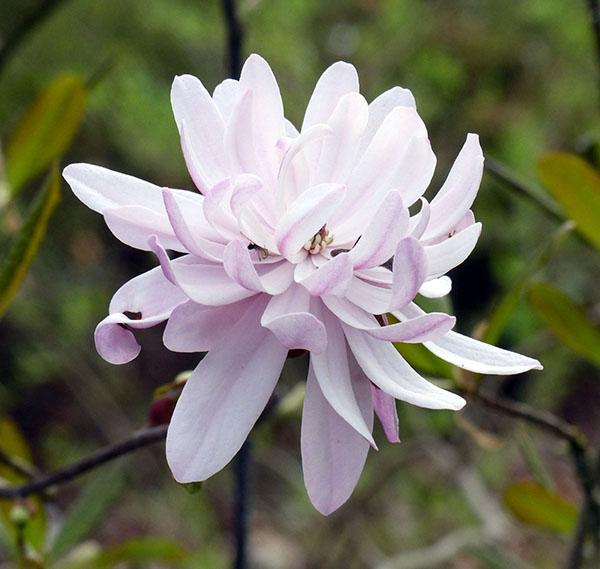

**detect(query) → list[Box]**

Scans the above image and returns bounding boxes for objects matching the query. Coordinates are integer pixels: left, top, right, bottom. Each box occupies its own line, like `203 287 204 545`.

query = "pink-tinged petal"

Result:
419 276 452 298
301 360 373 515
284 119 299 137
422 134 484 241
294 257 317 283
302 61 359 131
313 92 369 185
424 223 482 278
371 385 400 443
63 164 165 214
275 183 346 258
223 240 265 291
239 54 285 184
277 124 332 209
391 237 427 309
104 205 183 251
166 296 288 482
323 295 454 342
343 324 466 410
96 265 187 364
360 86 416 153
171 75 227 188
162 189 225 261
299 253 353 297
225 88 259 175
256 261 295 295
349 191 409 270
164 298 254 353
409 198 431 239
229 174 263 217
261 285 327 353
95 314 141 365
212 78 242 121
148 235 178 285
345 277 393 315
423 331 543 375
203 179 240 240
310 306 376 446
238 203 279 255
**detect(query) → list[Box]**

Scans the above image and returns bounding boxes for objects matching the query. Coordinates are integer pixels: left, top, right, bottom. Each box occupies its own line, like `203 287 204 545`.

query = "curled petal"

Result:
299 253 353 297
223 240 265 291
409 198 431 239
391 237 427 309
419 276 452 298
345 277 393 315
424 223 482 278
371 385 400 443
95 314 142 365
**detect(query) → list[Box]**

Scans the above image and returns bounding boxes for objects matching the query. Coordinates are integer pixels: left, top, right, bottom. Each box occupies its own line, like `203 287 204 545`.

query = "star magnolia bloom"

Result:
64 54 542 515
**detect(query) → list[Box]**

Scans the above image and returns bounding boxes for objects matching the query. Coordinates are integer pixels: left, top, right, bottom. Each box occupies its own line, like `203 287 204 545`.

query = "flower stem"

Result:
233 440 252 569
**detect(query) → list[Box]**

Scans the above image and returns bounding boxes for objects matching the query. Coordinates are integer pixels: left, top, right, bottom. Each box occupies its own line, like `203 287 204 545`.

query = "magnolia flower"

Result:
63 54 542 515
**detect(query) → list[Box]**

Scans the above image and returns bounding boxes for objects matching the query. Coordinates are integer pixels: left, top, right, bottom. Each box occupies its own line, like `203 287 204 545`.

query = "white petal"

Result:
391 237 427 309
166 296 288 482
349 190 409 270
344 325 466 410
275 183 346 258
419 276 452 298
423 133 483 241
299 253 353 297
171 75 227 188
345 277 393 315
424 223 482 278
302 61 359 131
301 362 372 515
212 78 242 121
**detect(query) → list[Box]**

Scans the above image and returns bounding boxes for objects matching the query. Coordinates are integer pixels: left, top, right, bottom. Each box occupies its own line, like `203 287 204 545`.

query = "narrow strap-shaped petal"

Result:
424 223 482 279
229 174 263 217
275 183 346 258
166 296 287 482
299 253 353 297
422 133 483 241
371 384 400 443
409 198 431 239
171 74 227 188
345 277 393 315
223 240 265 291
302 61 359 131
391 236 427 309
344 325 466 410
261 285 327 353
349 190 408 270
301 363 372 515
310 307 376 446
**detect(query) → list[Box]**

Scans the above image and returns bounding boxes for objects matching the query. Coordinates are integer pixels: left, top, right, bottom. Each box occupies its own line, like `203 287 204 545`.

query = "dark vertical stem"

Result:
222 0 244 79
587 0 600 99
233 440 251 569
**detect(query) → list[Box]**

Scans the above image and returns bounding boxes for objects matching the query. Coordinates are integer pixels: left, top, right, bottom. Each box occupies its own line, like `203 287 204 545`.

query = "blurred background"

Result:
1 0 600 568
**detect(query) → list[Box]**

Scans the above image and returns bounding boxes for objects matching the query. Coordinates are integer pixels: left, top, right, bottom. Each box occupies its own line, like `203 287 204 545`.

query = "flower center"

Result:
303 225 334 255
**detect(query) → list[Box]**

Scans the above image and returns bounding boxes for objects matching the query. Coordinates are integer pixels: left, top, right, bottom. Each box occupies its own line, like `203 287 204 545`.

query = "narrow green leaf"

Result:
0 167 60 318
503 481 577 534
49 465 126 562
528 282 600 368
537 153 600 251
6 74 86 194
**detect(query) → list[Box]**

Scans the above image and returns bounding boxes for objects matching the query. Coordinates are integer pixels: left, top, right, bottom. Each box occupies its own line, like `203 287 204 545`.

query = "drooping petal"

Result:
424 223 482 278
261 285 327 353
223 240 265 291
95 314 142 365
349 190 409 269
391 237 427 309
166 296 288 482
275 183 346 258
344 325 466 410
419 276 452 298
301 363 372 515
163 298 255 353
424 331 543 375
371 385 400 443
302 61 359 131
171 75 228 188
310 306 375 446
422 134 483 241
299 253 353 297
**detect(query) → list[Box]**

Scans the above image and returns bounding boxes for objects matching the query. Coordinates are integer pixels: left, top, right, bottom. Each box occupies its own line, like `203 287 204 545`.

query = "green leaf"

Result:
6 74 86 194
0 167 60 318
49 465 126 562
528 282 600 368
537 153 600 251
503 481 577 534
94 538 186 568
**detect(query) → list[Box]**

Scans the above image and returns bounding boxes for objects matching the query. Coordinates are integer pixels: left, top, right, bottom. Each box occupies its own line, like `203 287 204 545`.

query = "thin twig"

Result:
0 449 39 479
233 440 251 569
221 0 243 79
0 0 67 76
485 158 563 222
0 425 167 500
